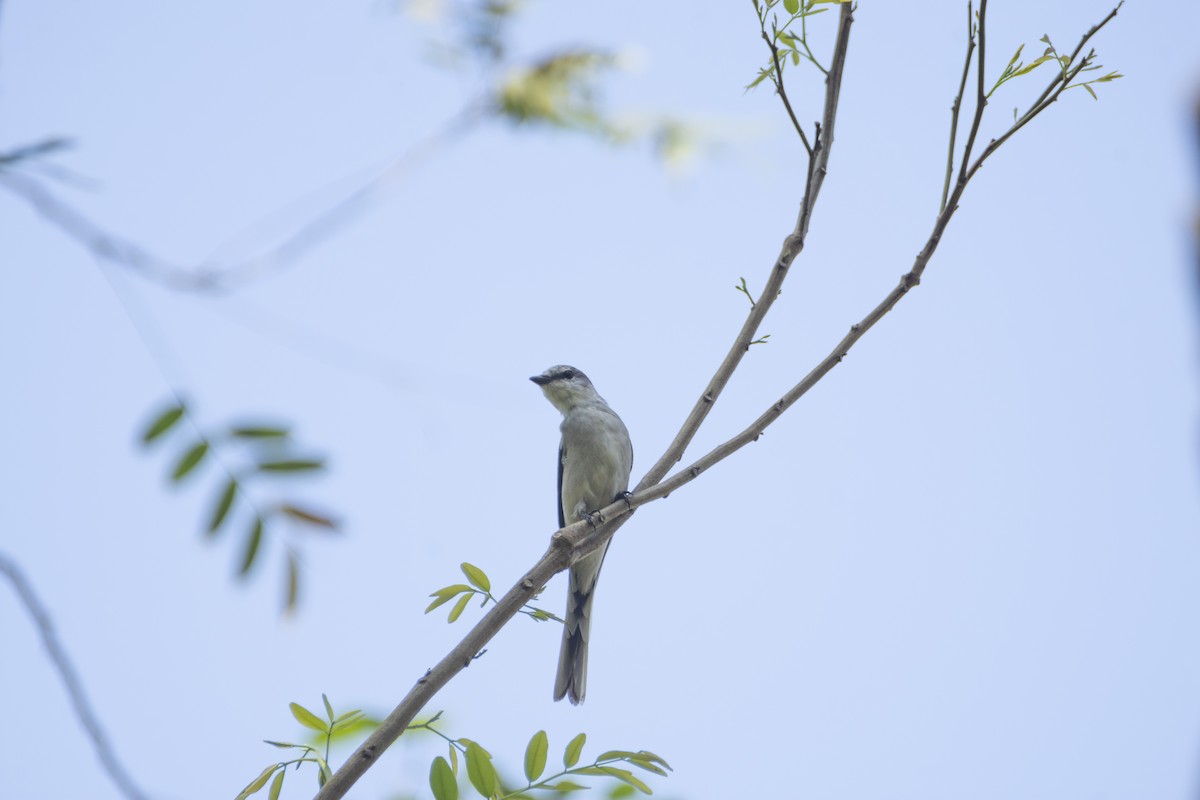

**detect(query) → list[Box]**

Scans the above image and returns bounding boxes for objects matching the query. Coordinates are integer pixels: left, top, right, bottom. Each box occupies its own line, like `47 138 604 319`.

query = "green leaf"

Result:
430 756 458 800
279 504 339 530
230 426 291 439
524 730 549 782
267 769 285 800
258 459 325 473
239 517 264 575
595 767 651 795
1004 43 1024 71
460 562 491 592
171 441 209 481
322 694 335 723
449 743 459 775
633 751 672 770
207 478 238 535
142 403 186 444
262 740 304 749
426 584 472 613
546 781 589 792
447 592 472 623
235 765 278 800
783 0 799 13
465 742 497 798
1083 83 1098 100
290 702 328 732
609 785 637 799
564 733 586 768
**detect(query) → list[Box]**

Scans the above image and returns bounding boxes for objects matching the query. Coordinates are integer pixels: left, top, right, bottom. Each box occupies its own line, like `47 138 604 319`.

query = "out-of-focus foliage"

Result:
140 399 338 613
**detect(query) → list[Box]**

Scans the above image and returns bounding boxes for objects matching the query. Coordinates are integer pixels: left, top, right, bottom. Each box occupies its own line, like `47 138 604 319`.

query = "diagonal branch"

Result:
0 552 150 800
312 3 1123 797
637 3 855 495
313 8 856 800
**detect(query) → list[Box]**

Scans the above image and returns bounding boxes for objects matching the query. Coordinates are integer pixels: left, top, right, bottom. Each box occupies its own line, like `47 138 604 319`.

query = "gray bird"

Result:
531 365 633 705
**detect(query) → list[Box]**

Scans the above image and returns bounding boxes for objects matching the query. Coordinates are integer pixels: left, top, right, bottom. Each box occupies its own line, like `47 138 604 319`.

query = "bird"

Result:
531 365 633 704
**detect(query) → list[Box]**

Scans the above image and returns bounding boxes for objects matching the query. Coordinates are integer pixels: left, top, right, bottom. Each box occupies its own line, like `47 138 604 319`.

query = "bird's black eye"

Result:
562 370 576 380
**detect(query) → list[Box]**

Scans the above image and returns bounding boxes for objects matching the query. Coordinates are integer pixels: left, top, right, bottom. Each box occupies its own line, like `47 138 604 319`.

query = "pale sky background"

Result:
3 1 1199 799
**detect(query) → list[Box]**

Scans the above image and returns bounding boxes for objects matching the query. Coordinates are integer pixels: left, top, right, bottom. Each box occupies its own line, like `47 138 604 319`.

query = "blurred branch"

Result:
0 552 150 800
0 110 481 294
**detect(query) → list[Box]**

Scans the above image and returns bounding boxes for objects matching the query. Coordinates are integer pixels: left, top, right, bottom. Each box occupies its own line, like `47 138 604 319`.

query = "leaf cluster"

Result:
747 0 849 90
989 34 1122 101
425 725 671 800
140 399 338 612
427 562 562 624
236 696 379 800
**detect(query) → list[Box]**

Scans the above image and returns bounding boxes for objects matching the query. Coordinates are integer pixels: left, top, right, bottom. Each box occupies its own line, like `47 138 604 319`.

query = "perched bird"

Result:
531 365 633 704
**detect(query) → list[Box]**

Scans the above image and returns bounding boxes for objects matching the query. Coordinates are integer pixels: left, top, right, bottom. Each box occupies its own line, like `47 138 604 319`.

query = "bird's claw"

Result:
621 490 634 510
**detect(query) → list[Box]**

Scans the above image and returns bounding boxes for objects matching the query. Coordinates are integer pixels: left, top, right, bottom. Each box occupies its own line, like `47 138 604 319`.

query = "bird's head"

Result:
530 365 598 413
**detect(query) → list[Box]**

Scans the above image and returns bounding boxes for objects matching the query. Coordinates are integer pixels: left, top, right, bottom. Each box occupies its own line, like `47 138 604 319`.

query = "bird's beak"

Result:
530 375 551 386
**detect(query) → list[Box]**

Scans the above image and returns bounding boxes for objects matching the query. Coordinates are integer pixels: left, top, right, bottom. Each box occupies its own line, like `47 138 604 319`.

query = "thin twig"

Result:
941 3 976 214
0 553 150 800
956 0 988 182
761 25 814 155
637 4 854 496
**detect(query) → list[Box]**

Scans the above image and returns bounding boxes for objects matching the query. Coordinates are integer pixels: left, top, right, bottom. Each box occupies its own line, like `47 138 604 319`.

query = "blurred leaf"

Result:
171 441 209 481
258 459 325 473
430 756 458 800
1083 83 1098 99
263 740 305 749
231 426 291 439
448 592 472 623
329 715 379 743
564 733 586 768
465 742 497 798
142 403 186 444
279 503 339 530
321 695 334 723
239 517 264 575
461 562 491 592
284 551 300 612
290 702 327 732
208 478 238 535
524 730 548 782
547 781 588 792
449 743 459 775
609 785 637 799
267 769 285 800
235 765 278 800
783 0 799 14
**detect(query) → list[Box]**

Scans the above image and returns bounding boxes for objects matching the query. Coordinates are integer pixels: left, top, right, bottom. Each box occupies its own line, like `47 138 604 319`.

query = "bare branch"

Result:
760 22 813 155
956 0 988 181
636 3 855 496
0 552 150 800
941 3 976 214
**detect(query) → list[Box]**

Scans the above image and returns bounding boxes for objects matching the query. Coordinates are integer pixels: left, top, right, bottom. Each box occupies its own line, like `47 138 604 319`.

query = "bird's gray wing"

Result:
557 443 566 530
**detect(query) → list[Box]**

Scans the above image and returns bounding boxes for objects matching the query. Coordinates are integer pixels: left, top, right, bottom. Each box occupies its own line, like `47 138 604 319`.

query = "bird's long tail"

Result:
554 547 606 704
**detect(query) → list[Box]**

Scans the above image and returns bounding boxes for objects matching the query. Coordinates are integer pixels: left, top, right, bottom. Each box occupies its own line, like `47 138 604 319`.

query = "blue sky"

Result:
3 1 1199 799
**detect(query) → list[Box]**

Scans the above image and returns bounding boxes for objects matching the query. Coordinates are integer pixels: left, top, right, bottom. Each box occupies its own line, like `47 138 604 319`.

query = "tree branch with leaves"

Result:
229 1 1126 798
